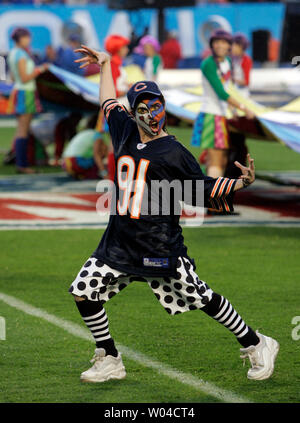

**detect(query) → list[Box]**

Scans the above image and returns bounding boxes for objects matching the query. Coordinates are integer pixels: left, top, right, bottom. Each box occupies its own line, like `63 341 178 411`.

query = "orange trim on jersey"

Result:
223 198 230 212
225 179 235 196
103 99 117 108
106 103 126 120
105 102 119 120
217 178 228 198
211 177 222 198
103 99 117 113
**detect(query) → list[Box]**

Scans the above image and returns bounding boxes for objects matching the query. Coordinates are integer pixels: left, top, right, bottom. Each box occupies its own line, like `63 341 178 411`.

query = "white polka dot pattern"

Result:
69 256 213 315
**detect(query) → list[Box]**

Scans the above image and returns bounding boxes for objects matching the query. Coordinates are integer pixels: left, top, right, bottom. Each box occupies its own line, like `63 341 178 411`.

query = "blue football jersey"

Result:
92 99 237 278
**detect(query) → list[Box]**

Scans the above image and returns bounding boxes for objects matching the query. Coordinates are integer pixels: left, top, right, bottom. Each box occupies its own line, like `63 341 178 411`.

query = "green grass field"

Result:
0 124 300 176
0 228 299 403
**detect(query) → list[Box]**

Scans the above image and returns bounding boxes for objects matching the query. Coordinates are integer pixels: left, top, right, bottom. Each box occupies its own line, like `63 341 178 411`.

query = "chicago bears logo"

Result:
134 82 147 92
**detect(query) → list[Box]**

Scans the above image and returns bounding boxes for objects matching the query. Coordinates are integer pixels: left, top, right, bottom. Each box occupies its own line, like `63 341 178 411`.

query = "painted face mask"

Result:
134 97 166 136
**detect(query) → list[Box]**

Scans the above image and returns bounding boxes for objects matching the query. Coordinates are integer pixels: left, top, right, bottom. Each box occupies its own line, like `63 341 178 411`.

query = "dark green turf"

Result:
0 228 299 403
0 125 299 176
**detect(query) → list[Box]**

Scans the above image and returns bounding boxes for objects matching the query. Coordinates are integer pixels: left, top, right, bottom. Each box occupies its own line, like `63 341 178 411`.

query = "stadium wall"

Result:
0 3 285 58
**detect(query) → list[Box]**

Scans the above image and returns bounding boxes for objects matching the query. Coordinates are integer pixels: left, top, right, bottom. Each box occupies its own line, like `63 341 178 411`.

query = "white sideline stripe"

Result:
0 292 251 404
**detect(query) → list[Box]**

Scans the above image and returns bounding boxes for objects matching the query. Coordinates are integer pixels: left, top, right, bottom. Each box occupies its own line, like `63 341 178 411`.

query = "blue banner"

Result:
0 3 285 57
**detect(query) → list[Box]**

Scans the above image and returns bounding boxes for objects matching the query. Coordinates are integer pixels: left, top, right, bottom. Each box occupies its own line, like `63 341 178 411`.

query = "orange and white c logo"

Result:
134 82 147 92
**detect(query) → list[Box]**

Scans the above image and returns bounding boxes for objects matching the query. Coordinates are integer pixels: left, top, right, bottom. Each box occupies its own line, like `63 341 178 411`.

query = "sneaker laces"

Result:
90 355 103 364
240 348 260 369
90 349 106 365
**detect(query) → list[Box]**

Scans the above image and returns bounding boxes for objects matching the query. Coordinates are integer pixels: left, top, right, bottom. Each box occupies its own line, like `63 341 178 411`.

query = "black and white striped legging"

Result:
201 292 259 348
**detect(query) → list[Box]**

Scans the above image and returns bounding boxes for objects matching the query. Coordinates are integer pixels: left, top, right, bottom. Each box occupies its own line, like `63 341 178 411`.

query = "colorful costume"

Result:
7 47 42 115
105 35 130 97
134 35 161 81
232 33 252 97
191 55 232 149
160 34 181 69
63 129 103 179
232 54 252 97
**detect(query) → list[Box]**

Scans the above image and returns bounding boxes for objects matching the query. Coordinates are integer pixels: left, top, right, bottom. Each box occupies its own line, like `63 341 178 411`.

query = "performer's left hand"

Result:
234 154 255 186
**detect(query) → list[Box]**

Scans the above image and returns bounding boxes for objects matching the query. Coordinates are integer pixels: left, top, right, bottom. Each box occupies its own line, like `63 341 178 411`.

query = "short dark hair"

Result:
11 27 31 43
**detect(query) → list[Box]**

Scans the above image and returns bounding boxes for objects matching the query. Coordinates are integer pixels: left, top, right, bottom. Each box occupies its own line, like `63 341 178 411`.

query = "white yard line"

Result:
1 220 300 230
0 291 251 403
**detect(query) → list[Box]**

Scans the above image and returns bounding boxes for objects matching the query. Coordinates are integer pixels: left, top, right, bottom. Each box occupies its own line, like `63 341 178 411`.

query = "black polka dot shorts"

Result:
69 256 213 315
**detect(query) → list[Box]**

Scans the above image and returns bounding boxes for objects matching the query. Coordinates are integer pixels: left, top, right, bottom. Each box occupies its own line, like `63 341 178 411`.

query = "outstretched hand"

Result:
74 45 110 69
234 154 255 186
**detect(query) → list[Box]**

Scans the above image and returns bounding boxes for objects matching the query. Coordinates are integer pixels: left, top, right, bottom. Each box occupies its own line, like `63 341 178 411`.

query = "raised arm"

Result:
74 45 116 106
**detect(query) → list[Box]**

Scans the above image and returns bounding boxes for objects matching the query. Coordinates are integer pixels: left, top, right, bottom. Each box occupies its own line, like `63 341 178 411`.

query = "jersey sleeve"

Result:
201 57 230 102
169 144 237 212
102 98 133 151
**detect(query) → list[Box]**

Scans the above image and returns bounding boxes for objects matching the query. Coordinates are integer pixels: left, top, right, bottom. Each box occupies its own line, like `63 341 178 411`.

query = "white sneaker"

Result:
80 348 126 383
240 331 279 380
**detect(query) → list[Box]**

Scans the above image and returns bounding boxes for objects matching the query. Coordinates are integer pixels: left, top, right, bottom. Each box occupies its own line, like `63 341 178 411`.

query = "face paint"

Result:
135 97 166 136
